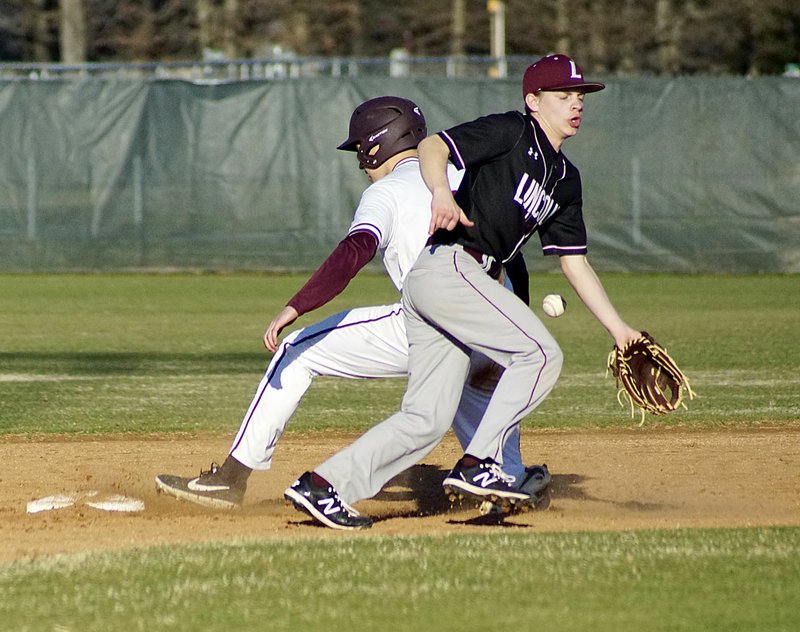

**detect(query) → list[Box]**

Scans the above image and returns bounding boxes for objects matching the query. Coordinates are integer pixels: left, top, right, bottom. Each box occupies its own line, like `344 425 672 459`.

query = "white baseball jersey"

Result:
348 156 463 291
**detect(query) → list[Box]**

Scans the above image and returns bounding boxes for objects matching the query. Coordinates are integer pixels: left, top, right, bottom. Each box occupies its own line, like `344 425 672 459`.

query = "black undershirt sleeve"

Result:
286 231 379 317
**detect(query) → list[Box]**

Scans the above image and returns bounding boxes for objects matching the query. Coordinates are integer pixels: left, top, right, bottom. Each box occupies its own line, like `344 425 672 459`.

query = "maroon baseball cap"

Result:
522 54 605 96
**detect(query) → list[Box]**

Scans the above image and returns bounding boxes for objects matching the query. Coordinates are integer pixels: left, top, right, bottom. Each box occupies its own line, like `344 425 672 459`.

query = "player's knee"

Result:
517 335 562 377
403 409 452 447
548 341 564 376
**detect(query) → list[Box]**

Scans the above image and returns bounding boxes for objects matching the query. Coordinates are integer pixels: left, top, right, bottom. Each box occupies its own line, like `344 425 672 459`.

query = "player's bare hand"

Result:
263 306 299 352
614 328 643 349
428 187 474 235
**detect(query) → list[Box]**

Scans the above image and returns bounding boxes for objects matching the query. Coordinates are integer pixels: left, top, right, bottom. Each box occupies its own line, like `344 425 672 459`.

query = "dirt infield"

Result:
3 426 799 562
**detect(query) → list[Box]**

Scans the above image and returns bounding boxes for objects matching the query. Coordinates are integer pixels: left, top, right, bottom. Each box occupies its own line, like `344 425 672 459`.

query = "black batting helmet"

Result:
337 96 427 169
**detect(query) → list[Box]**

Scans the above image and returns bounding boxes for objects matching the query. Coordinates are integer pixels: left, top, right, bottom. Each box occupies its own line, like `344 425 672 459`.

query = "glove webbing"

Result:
607 333 695 425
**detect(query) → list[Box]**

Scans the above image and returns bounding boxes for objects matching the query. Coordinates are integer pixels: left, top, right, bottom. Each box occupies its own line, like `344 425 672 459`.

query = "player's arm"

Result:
263 231 378 352
558 254 640 348
418 135 474 235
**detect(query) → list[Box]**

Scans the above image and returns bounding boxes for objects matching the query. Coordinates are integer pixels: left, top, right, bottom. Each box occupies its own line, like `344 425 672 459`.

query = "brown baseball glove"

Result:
607 332 694 423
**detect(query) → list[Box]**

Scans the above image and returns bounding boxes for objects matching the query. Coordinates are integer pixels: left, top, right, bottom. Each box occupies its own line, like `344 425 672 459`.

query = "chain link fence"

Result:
0 55 535 83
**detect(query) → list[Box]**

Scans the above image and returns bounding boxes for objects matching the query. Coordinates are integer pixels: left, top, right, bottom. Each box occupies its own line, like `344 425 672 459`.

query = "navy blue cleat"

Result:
443 456 531 507
284 472 373 530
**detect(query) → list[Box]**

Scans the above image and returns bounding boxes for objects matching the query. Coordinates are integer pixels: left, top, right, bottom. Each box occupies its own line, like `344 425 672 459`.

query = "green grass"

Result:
1 527 798 631
2 272 798 630
1 272 797 433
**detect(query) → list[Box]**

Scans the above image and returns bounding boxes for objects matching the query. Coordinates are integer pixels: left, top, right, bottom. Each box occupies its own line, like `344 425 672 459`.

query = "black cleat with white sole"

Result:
155 462 246 510
284 471 373 530
442 456 531 509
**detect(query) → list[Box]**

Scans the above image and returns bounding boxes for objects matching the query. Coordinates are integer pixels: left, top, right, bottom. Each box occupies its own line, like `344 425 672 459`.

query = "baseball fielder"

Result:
155 96 548 517
284 54 641 529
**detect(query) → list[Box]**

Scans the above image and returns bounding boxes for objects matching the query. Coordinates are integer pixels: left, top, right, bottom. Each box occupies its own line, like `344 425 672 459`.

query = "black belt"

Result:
426 238 503 280
462 246 502 280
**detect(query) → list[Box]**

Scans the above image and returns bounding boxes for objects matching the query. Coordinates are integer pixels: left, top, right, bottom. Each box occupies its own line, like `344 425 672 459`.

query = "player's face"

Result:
363 165 380 183
527 90 586 149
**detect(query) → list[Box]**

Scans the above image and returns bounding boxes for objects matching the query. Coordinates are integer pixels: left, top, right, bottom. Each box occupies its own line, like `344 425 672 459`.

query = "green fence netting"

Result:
0 75 798 272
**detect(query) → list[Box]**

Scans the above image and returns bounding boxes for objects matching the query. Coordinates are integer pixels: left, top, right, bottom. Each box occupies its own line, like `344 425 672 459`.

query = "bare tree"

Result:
2 0 798 75
20 0 55 61
555 0 570 54
222 0 239 58
59 0 86 62
195 0 242 58
587 0 607 72
195 0 215 55
618 0 641 74
451 0 466 57
745 0 799 75
655 0 682 75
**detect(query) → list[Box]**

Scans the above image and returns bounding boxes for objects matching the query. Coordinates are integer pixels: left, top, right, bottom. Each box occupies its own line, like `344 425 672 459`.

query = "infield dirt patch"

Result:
3 426 799 562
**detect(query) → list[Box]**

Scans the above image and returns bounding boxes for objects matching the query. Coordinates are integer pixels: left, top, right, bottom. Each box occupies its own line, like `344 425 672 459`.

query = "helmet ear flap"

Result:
356 142 382 169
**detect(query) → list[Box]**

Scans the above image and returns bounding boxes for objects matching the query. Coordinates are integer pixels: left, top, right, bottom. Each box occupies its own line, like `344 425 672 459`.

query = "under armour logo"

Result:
528 147 538 160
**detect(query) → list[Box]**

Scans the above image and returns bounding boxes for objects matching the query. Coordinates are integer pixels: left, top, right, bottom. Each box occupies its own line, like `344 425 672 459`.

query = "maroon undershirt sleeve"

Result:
286 230 379 317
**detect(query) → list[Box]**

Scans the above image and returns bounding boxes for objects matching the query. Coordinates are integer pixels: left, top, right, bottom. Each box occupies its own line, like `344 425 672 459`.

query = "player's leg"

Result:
284 245 550 525
155 304 409 508
451 273 531 484
302 245 531 512
451 361 526 482
453 377 550 515
311 301 471 505
392 246 546 504
229 304 409 470
384 245 557 506
285 308 471 528
445 253 562 467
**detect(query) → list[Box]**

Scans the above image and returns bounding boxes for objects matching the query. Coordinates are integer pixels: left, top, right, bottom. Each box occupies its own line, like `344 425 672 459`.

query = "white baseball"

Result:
542 294 566 318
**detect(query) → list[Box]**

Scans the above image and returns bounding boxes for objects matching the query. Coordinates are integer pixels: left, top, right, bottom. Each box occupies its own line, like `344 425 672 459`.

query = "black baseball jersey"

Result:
435 111 588 263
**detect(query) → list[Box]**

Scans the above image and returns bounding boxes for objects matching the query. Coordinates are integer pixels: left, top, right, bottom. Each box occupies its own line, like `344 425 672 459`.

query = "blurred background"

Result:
1 0 799 75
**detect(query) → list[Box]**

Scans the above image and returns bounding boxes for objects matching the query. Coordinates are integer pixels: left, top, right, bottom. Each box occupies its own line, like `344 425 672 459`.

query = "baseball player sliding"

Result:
283 54 642 530
155 96 550 523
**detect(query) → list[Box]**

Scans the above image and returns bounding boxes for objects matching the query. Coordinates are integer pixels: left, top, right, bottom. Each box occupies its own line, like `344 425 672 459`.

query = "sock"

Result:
221 455 252 485
461 454 481 467
311 472 331 488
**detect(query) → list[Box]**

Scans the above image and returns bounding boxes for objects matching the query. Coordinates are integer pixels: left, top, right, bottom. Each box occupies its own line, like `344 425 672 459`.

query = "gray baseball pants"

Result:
316 243 563 504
